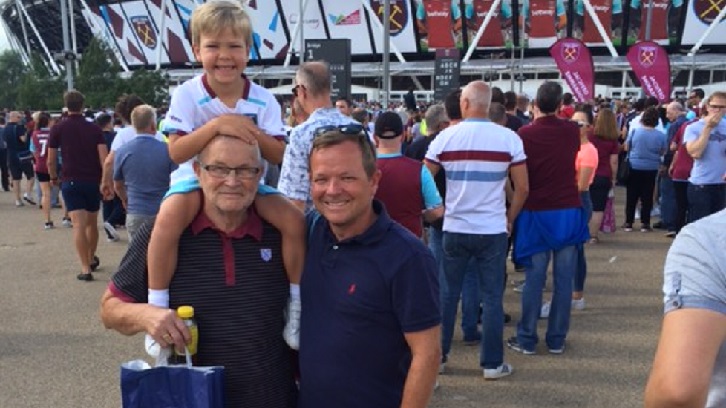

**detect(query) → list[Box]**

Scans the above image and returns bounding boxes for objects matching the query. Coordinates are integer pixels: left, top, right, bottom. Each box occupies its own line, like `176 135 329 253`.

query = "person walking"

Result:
48 91 108 281
623 107 667 232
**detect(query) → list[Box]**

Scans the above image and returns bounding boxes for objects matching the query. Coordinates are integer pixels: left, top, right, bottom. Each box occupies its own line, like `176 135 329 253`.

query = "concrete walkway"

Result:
0 187 669 407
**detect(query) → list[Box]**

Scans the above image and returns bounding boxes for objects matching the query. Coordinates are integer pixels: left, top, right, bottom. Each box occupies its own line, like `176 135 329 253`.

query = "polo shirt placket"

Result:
191 208 263 287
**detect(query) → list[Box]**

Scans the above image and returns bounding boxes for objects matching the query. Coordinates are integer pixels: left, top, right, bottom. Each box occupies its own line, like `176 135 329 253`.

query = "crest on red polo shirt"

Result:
260 248 272 262
693 0 726 24
561 41 581 64
638 46 657 68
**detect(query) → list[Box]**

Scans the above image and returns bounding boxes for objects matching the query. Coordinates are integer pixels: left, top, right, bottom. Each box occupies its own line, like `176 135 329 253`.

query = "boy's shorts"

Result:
164 178 279 199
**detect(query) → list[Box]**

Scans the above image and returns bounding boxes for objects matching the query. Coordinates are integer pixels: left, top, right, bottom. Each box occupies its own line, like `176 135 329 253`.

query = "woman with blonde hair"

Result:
588 108 620 242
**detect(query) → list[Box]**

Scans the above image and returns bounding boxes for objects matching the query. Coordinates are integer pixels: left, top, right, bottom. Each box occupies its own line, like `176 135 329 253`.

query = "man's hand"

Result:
705 110 724 129
214 114 260 145
142 306 191 354
101 182 115 200
51 178 60 187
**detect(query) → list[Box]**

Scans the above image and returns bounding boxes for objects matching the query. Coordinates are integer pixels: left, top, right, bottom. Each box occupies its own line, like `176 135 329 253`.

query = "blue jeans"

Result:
575 192 592 293
688 183 726 223
442 232 507 369
517 245 577 351
427 228 481 342
659 174 676 230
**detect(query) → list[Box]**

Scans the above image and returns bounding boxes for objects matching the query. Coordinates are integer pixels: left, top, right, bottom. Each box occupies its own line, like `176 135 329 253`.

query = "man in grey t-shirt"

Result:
645 208 726 408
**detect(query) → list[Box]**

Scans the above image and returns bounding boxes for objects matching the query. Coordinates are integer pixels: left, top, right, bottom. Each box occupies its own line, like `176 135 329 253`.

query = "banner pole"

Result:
383 0 390 108
284 0 311 67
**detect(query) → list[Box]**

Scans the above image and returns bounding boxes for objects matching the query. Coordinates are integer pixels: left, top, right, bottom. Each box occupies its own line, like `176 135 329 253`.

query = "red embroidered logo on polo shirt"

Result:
260 248 272 262
348 284 356 295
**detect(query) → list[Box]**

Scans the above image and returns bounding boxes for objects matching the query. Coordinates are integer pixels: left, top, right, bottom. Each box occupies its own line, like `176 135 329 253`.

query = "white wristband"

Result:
148 289 169 308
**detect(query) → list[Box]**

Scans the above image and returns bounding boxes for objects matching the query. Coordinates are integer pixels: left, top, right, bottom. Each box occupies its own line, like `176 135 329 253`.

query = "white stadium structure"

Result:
1 0 725 99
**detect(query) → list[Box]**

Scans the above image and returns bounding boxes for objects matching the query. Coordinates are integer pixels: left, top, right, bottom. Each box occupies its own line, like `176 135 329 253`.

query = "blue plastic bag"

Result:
120 350 224 408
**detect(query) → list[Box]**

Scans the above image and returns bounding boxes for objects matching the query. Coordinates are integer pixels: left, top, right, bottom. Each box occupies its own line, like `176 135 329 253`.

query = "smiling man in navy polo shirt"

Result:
299 128 441 408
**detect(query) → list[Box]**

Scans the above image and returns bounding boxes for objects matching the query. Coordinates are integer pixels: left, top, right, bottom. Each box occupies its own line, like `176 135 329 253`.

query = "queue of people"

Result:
3 1 723 406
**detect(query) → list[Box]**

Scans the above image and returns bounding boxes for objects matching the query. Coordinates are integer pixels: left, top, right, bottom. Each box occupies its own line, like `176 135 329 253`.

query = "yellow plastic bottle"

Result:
176 305 198 359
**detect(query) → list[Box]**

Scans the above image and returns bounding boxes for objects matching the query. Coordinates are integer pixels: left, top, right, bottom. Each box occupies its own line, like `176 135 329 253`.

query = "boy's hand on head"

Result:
214 114 260 145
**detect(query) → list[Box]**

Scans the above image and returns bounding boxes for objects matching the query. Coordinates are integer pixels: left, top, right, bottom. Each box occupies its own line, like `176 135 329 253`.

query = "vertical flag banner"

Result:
626 41 671 103
549 38 595 102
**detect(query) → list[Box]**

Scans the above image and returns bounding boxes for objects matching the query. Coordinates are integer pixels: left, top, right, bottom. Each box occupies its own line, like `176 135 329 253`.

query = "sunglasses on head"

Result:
313 123 368 138
292 84 305 97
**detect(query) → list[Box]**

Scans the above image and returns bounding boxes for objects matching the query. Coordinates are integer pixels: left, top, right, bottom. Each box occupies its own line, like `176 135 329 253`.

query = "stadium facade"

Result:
1 0 725 93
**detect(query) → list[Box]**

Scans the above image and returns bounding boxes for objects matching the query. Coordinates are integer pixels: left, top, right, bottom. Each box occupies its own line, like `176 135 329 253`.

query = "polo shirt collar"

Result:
534 115 561 125
321 200 392 245
309 107 339 119
377 152 402 158
191 206 262 241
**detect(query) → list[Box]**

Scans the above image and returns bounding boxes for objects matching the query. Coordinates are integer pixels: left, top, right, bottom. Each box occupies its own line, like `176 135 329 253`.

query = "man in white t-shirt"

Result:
424 81 529 380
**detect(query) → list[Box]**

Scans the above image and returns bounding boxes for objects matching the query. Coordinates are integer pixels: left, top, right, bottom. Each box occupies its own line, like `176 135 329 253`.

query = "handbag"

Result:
600 190 616 233
617 154 631 184
120 348 225 408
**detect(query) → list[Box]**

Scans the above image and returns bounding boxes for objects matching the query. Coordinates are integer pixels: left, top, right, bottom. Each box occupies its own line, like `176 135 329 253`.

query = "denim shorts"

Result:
61 181 101 212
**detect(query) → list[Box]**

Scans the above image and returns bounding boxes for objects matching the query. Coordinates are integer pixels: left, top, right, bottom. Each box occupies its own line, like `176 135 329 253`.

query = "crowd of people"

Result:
1 1 725 407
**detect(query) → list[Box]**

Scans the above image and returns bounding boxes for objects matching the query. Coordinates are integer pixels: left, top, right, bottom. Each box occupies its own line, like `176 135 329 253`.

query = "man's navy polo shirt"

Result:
299 200 441 408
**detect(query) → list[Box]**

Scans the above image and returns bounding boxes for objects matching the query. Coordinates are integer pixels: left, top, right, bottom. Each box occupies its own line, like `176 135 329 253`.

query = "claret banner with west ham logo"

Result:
549 38 595 102
627 41 671 103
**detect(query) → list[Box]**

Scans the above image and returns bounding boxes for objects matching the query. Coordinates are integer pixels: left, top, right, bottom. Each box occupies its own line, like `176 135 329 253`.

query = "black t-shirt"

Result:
505 114 524 132
3 123 27 152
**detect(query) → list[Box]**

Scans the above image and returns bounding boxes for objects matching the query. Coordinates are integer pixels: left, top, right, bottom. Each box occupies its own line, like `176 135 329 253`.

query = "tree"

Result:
0 50 28 109
124 68 169 107
17 53 65 110
75 37 125 108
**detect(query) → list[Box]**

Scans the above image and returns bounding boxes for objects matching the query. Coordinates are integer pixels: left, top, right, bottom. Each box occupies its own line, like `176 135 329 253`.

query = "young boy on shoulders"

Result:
146 0 305 352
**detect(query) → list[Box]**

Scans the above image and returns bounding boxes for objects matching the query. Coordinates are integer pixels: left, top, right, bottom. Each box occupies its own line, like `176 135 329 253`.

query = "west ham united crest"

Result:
639 46 657 67
131 16 157 49
260 248 272 262
561 42 580 64
370 0 408 36
693 0 726 24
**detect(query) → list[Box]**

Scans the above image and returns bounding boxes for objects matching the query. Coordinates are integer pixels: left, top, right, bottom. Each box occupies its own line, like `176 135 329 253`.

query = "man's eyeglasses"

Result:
197 161 261 179
313 123 367 138
708 104 726 110
292 84 305 97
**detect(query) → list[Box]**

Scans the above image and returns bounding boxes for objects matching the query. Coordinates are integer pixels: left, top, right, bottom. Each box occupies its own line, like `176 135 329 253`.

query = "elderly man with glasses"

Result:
101 134 300 407
279 61 358 212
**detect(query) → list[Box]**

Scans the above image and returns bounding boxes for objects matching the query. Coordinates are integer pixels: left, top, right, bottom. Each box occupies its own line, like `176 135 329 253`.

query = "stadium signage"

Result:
627 41 671 103
549 38 594 102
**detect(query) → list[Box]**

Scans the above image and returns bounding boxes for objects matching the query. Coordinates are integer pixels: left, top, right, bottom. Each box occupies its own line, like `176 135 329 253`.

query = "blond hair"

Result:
593 108 619 141
191 1 253 47
130 105 157 133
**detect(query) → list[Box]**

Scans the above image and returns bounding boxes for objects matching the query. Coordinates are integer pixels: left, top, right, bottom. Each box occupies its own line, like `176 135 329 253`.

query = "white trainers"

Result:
104 221 120 241
483 363 514 380
540 301 551 319
572 298 586 310
283 298 301 350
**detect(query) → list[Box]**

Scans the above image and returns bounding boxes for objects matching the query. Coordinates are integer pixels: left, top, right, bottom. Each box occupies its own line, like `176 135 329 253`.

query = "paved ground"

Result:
0 187 671 408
